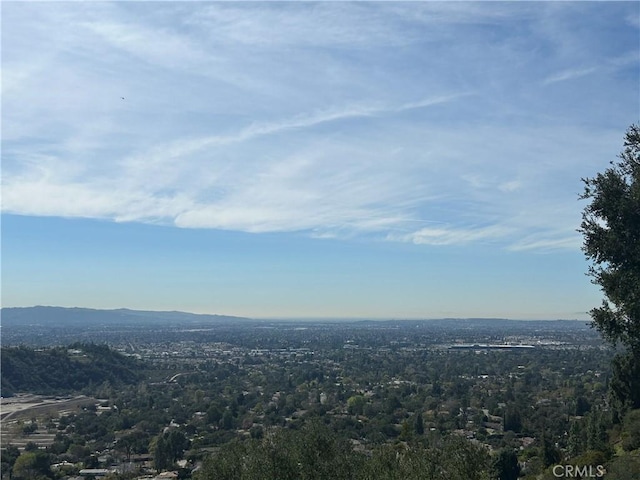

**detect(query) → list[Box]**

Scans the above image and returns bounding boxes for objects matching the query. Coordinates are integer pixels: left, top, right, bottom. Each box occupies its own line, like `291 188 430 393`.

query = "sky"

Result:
2 1 639 320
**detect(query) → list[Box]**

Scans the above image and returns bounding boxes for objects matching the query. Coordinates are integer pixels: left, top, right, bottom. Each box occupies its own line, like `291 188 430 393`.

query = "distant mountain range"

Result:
0 306 252 327
0 306 591 329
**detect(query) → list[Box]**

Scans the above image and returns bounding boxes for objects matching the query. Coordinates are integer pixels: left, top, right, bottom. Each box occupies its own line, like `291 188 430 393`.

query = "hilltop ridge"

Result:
0 306 251 327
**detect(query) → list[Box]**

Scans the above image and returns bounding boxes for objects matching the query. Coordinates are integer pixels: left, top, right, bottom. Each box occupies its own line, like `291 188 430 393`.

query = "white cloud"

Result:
625 11 640 29
392 225 514 247
2 1 637 254
542 67 598 85
499 180 522 193
542 52 638 86
508 236 582 253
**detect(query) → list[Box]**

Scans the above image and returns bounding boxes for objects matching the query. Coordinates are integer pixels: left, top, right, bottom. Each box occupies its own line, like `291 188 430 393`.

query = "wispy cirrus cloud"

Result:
508 236 582 253
542 52 638 86
119 91 473 172
389 224 514 247
542 67 599 85
2 1 637 255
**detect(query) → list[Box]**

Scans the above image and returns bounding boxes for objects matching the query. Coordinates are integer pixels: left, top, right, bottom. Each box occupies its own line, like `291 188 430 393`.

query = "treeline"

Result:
0 343 143 395
195 420 494 480
195 408 640 480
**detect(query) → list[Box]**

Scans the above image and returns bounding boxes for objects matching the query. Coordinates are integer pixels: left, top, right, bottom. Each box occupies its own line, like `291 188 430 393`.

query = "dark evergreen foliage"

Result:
491 449 520 480
580 124 640 409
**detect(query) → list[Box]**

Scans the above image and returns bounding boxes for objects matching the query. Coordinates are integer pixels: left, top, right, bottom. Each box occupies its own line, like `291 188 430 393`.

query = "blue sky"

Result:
2 1 638 319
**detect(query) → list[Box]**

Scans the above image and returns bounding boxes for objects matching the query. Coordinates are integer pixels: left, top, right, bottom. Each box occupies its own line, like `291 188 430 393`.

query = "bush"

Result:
621 409 640 451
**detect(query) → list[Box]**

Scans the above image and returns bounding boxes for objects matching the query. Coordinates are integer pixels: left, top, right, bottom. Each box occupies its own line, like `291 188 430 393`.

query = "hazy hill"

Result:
0 306 252 327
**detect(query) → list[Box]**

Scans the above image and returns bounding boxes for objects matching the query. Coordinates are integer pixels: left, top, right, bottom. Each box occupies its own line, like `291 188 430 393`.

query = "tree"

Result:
610 351 640 411
567 420 586 458
491 449 520 480
196 440 246 480
116 431 149 463
221 410 234 430
347 395 365 415
153 435 170 471
580 124 640 408
414 412 424 435
575 396 591 416
503 406 522 433
586 410 608 453
153 430 189 471
540 432 561 468
1 445 20 478
621 409 640 451
12 451 52 480
606 455 640 480
166 430 189 464
442 435 490 480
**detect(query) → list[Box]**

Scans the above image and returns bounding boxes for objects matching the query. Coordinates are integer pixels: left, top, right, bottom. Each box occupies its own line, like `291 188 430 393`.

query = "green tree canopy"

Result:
491 449 520 480
580 124 640 351
580 124 640 409
12 451 52 480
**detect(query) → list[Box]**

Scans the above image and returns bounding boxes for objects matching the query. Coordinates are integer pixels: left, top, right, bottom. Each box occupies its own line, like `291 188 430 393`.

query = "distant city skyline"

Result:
2 2 638 320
